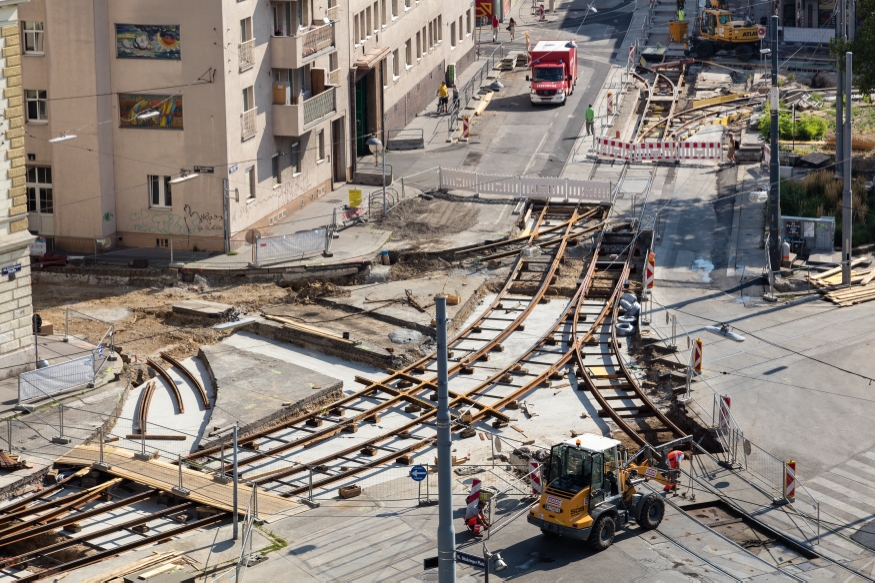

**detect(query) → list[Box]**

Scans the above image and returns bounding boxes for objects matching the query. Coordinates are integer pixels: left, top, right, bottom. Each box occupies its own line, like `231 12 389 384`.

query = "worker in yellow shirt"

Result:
436 81 449 114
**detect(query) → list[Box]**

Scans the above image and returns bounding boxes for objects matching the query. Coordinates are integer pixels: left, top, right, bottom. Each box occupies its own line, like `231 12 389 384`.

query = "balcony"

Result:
273 86 336 137
327 68 341 86
239 38 255 71
241 107 257 141
270 23 335 70
327 5 340 21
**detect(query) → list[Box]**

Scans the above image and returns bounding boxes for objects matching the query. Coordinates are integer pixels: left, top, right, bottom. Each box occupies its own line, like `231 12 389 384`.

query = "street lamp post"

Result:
367 137 386 217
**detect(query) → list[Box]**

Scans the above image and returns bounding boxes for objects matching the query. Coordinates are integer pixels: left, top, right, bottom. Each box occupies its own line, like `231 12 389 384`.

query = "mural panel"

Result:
119 93 183 129
116 24 180 59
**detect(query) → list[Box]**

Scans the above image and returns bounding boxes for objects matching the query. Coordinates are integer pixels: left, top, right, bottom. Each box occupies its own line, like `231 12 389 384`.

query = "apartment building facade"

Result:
345 0 477 159
0 0 35 380
20 0 349 251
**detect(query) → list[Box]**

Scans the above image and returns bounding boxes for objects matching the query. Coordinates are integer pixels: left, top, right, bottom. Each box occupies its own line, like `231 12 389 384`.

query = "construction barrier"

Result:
644 252 655 288
466 478 482 509
762 143 770 169
530 460 543 496
784 460 796 501
637 141 678 162
593 138 723 163
717 395 731 430
607 92 614 116
692 338 703 372
677 141 722 161
462 116 470 141
438 168 612 202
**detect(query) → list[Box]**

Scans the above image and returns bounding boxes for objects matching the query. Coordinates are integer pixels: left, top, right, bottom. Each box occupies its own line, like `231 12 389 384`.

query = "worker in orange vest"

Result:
664 450 685 492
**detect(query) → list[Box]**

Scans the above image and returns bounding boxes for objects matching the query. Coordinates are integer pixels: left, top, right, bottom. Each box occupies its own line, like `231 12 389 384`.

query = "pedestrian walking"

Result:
508 17 516 41
585 103 595 136
492 14 499 43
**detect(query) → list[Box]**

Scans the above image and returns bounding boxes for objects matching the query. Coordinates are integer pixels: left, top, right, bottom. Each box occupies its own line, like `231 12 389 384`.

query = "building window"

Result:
149 175 172 208
242 86 254 112
291 143 301 173
405 39 412 67
467 9 472 34
428 22 433 48
391 0 398 17
245 166 256 199
459 16 464 40
23 22 44 54
416 31 422 59
381 57 388 87
373 2 379 31
438 16 442 41
25 90 47 123
405 0 411 9
392 49 400 77
26 166 52 213
379 0 386 26
366 6 372 37
240 17 252 42
317 130 325 160
271 153 281 185
450 22 456 47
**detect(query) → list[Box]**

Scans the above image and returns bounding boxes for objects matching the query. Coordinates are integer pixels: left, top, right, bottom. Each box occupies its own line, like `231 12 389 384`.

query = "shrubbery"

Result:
759 111 828 141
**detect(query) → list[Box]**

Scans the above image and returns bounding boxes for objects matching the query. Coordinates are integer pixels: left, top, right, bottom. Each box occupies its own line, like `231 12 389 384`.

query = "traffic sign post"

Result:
412 465 436 506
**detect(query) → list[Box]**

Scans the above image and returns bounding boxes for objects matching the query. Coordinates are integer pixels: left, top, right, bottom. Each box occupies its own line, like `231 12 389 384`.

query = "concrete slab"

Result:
318 274 488 334
198 342 343 445
172 300 235 319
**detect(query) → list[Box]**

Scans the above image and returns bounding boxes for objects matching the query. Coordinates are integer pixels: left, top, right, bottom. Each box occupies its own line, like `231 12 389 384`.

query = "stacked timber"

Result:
807 258 875 306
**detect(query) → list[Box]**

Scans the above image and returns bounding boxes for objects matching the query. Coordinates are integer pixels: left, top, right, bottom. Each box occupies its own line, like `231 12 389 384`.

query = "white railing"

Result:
327 5 340 21
300 24 335 58
241 107 257 141
239 38 255 70
437 168 612 202
327 68 341 86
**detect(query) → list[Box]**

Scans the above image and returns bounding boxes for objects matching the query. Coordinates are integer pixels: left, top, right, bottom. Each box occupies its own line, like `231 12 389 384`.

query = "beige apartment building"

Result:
18 0 476 253
345 0 477 156
20 0 348 251
0 0 35 380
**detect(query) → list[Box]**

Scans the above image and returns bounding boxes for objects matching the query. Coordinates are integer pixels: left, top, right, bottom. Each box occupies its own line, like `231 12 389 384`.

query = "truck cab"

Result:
527 434 668 551
527 40 577 106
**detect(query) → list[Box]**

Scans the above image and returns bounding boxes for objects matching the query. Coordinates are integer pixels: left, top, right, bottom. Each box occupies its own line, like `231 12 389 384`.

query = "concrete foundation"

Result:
172 300 235 320
198 342 344 448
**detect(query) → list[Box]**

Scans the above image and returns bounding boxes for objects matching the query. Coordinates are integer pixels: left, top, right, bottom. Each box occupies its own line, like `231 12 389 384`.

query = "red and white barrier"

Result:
678 141 722 160
607 92 614 116
637 141 677 162
784 460 796 501
762 143 770 169
644 252 655 288
693 338 703 372
530 460 543 496
466 478 482 509
595 137 634 161
717 395 731 429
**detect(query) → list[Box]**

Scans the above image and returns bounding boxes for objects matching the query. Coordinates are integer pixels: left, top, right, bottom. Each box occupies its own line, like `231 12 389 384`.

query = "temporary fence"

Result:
38 235 225 266
18 356 99 403
594 137 723 163
437 168 612 202
249 228 327 267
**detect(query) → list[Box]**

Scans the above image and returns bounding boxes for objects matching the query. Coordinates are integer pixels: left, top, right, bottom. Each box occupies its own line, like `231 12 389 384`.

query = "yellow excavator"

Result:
686 0 762 61
527 434 692 550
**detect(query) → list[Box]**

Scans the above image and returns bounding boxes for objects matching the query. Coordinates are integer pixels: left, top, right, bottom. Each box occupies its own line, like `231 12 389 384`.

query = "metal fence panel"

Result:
18 355 95 402
520 177 565 199
476 172 519 196
441 168 478 191
567 180 612 202
253 228 326 266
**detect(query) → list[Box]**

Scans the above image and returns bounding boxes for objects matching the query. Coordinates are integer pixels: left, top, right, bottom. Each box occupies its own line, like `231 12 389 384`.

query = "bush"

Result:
759 112 827 141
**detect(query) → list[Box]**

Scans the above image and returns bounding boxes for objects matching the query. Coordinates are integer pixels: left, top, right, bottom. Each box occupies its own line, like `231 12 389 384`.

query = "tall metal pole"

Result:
233 425 239 540
835 0 844 180
381 141 387 218
223 178 231 254
435 294 456 583
841 52 853 286
768 15 781 271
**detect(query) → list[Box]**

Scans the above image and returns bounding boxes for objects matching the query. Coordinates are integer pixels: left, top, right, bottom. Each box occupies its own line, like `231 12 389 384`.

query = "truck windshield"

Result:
547 445 592 493
533 67 565 82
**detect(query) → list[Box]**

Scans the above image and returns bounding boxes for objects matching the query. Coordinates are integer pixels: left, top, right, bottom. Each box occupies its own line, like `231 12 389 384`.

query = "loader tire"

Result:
735 43 754 61
588 514 616 551
695 41 714 59
638 493 665 530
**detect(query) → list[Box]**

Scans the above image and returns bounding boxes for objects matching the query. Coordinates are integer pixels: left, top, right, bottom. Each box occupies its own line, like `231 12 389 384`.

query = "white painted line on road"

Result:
830 467 875 488
803 486 871 520
523 129 551 175
811 477 875 514
846 459 875 479
862 452 875 465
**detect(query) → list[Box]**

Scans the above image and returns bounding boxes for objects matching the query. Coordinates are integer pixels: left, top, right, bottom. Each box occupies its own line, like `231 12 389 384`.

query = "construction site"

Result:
2 0 875 580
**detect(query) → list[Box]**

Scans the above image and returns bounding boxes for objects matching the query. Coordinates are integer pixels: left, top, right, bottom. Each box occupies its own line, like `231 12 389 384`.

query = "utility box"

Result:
780 215 835 254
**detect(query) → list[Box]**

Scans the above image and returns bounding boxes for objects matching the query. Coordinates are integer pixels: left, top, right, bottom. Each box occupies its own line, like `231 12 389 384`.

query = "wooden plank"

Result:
146 359 184 414
809 258 869 280
79 552 181 583
160 352 210 410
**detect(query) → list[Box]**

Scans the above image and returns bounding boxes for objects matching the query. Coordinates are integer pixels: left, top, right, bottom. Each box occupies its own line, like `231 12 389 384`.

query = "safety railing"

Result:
367 186 404 220
327 68 341 86
239 39 255 71
299 23 335 58
303 86 336 126
241 107 257 141
249 228 327 267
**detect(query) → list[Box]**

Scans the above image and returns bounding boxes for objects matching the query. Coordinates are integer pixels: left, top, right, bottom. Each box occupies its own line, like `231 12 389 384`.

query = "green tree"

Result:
831 0 875 94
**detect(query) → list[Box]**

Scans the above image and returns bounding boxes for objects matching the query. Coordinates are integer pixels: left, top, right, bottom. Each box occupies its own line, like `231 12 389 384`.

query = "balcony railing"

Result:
239 38 255 71
327 5 340 21
300 24 334 58
304 87 336 126
327 68 341 86
241 107 257 141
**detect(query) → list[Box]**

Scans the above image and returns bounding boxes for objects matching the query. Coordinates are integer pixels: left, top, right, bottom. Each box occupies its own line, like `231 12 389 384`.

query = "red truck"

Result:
527 40 578 106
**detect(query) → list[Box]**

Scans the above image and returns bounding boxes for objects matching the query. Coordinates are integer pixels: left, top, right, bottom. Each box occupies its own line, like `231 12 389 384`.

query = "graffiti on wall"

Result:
119 93 183 129
116 24 181 60
230 179 305 227
129 207 224 235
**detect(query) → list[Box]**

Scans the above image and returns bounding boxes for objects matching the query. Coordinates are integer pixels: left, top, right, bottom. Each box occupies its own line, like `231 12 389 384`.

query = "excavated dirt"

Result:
389 254 454 281
374 197 479 242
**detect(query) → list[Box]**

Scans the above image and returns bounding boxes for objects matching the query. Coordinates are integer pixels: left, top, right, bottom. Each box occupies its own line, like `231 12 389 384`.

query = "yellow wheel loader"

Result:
527 434 692 551
686 0 762 61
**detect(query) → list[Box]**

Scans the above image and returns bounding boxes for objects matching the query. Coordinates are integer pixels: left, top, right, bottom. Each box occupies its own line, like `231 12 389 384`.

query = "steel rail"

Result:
261 212 590 493
0 468 90 516
189 205 599 466
16 508 223 582
146 358 184 414
0 501 196 571
160 351 210 410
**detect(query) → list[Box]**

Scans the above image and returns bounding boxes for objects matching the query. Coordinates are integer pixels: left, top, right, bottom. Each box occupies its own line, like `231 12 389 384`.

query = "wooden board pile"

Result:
807 258 875 306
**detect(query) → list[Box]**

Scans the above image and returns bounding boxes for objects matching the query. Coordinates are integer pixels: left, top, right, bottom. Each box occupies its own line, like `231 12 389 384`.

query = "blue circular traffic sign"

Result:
409 465 427 482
